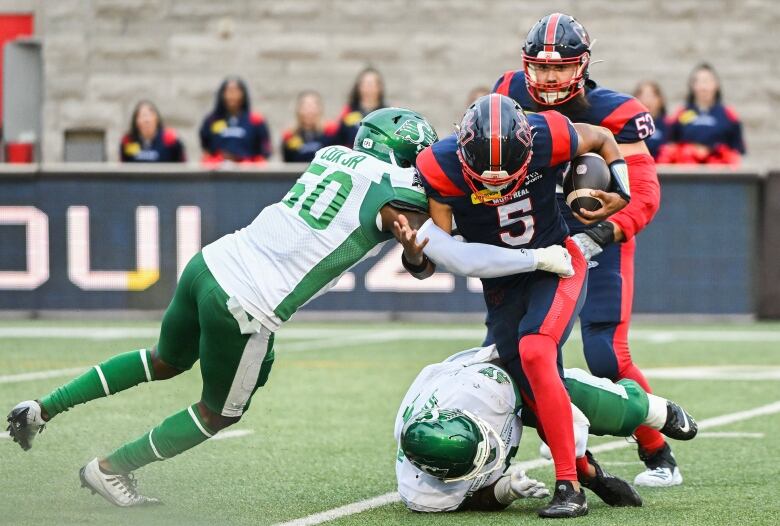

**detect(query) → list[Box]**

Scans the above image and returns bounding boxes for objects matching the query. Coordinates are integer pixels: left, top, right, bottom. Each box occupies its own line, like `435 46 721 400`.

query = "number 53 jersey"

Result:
202 145 427 331
416 111 578 255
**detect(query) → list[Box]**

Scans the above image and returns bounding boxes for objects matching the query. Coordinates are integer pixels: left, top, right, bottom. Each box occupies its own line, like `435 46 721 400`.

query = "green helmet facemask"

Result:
400 408 506 482
353 107 438 168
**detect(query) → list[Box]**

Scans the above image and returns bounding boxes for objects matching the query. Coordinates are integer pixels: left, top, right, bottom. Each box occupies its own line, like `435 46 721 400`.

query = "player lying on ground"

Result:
6 108 575 508
395 345 697 513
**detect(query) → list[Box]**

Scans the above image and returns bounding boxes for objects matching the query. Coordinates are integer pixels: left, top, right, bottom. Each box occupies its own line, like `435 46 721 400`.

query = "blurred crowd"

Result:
120 62 745 167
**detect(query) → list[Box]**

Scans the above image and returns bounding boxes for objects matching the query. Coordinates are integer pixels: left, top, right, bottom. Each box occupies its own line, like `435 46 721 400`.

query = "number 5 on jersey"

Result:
498 198 535 246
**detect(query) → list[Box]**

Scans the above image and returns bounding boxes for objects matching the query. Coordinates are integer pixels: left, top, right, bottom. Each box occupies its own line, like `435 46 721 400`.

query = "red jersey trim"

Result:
600 99 647 136
416 147 465 197
495 71 515 96
540 111 571 166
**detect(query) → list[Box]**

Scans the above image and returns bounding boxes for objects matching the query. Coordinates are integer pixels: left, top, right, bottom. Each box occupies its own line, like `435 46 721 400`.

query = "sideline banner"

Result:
0 169 761 314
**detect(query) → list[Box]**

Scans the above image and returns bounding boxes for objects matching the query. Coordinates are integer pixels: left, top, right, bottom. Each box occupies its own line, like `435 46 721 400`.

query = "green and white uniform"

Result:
395 346 523 512
395 345 652 513
160 145 427 417
203 145 426 331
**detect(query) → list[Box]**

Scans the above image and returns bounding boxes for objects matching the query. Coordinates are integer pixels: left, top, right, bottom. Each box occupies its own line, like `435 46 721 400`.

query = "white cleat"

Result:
633 466 683 487
79 458 161 507
6 400 46 451
634 443 683 487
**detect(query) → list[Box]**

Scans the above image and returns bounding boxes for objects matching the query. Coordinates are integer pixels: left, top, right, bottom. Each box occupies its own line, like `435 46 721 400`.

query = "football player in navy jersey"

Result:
405 93 630 518
492 13 676 488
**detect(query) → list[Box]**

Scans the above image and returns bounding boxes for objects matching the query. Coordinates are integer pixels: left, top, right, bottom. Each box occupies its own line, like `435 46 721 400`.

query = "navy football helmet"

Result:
456 93 533 204
523 13 592 105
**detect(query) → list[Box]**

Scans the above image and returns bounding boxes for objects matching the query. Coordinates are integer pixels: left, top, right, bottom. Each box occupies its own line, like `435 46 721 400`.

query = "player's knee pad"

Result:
518 334 557 371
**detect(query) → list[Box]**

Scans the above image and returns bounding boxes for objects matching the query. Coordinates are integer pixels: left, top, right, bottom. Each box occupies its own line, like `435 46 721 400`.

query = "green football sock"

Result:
39 349 154 418
105 404 215 473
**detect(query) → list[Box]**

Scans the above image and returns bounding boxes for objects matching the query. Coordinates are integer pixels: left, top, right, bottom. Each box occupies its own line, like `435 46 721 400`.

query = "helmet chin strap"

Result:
443 409 507 483
483 181 510 192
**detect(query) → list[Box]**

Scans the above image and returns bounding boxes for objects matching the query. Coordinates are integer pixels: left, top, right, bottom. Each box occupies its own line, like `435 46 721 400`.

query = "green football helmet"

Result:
353 107 438 168
400 408 506 482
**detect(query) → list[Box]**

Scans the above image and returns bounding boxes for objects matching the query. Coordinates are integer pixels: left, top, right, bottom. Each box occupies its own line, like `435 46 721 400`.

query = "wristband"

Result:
583 221 615 247
401 252 429 274
608 160 631 202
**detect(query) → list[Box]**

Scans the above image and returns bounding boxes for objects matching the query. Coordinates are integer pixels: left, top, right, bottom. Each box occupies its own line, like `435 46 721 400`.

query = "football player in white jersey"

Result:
395 345 697 513
7 108 576 508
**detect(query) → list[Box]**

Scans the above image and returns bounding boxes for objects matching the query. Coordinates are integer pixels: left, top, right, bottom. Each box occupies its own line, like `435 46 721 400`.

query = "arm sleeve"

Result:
418 219 538 277
607 153 660 241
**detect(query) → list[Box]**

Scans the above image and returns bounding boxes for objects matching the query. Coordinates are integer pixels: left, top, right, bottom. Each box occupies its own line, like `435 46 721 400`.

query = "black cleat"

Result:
6 401 45 451
579 451 642 507
661 401 698 441
538 480 588 518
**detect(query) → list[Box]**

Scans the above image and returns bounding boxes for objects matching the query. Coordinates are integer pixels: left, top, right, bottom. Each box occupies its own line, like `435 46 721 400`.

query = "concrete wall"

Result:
1 0 777 164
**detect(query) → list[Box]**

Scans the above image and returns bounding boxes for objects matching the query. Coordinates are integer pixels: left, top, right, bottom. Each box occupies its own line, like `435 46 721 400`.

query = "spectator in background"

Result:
633 81 667 161
660 63 745 165
337 67 386 147
466 85 491 106
120 101 185 163
199 76 272 165
282 90 338 163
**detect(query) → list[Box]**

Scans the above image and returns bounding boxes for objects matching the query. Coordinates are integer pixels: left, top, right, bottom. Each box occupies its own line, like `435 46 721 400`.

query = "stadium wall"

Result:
0 166 767 316
0 0 777 165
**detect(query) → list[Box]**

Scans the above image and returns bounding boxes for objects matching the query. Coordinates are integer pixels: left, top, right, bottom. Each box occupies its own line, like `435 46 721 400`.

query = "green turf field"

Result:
1 320 779 525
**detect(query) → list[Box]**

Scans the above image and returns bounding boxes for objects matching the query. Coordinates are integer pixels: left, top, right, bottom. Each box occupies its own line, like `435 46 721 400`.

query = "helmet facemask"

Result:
443 409 507 483
523 51 590 106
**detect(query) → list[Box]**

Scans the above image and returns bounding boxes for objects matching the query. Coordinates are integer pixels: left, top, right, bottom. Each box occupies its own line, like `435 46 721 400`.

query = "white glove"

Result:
494 467 550 504
533 245 574 278
572 232 603 261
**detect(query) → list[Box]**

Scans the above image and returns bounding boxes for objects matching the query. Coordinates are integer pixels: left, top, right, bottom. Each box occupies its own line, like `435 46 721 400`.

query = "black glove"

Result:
583 221 616 247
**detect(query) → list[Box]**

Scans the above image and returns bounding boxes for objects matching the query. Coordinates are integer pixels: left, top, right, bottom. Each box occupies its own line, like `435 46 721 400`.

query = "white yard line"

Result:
698 431 765 438
272 399 780 526
5 363 779 386
0 367 90 384
643 366 780 381
1 326 779 343
211 429 254 441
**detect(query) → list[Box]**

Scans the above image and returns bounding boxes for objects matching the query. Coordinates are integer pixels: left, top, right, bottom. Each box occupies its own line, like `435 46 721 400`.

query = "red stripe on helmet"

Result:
489 94 502 171
543 13 562 53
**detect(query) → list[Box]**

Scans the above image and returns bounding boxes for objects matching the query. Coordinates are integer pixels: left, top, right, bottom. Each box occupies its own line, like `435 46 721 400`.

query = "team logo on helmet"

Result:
570 19 590 46
457 108 477 147
515 111 533 148
394 119 436 147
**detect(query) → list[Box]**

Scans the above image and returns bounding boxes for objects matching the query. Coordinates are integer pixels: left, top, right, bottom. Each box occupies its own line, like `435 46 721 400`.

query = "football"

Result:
563 153 611 212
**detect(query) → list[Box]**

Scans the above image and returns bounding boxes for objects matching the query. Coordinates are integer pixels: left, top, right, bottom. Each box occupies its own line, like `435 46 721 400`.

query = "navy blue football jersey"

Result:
416 111 578 255
494 71 654 144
